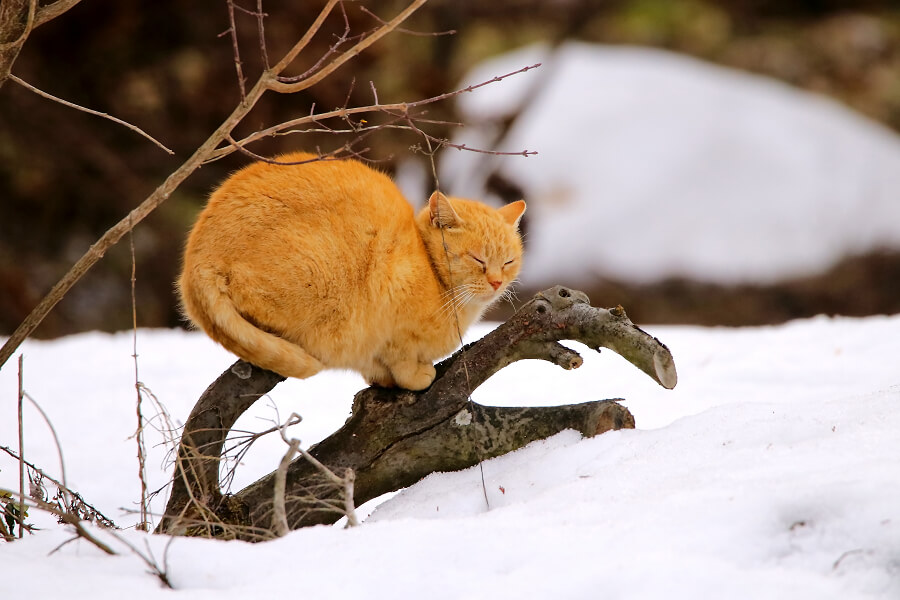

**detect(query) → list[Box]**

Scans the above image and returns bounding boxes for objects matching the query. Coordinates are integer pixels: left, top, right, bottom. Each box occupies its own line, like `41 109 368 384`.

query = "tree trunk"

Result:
0 0 29 87
157 286 677 539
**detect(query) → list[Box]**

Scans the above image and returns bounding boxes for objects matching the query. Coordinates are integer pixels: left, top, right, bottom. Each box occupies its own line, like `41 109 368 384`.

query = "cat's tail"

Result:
179 269 324 380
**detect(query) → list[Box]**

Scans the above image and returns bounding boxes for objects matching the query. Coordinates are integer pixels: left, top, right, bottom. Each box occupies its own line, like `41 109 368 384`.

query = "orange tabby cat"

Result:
179 152 525 390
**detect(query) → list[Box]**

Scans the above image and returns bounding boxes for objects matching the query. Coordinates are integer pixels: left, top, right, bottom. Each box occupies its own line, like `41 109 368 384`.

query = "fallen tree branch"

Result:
157 286 677 539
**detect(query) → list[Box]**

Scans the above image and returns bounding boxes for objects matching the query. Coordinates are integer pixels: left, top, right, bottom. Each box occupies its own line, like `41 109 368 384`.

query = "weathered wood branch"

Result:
0 0 83 88
157 286 677 539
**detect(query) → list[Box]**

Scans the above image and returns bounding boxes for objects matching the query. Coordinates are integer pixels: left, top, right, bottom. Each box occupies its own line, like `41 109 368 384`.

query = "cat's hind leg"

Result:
181 270 325 380
362 361 397 388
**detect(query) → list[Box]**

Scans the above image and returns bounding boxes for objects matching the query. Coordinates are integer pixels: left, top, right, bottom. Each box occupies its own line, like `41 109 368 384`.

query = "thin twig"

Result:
342 469 358 527
255 0 269 68
129 220 150 531
220 411 301 491
359 5 456 37
17 355 25 538
273 436 300 537
270 0 341 74
267 0 429 94
224 0 246 101
341 77 356 113
9 74 173 154
404 113 536 157
104 531 172 587
276 413 359 530
3 490 117 555
210 63 542 161
0 446 117 527
424 136 490 510
277 1 361 85
222 131 374 166
275 115 463 138
20 391 68 492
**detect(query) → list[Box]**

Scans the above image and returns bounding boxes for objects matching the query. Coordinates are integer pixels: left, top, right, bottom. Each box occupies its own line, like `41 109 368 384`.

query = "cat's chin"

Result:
480 289 504 303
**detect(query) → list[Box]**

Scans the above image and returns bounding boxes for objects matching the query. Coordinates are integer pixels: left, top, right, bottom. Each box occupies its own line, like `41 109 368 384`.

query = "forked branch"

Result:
157 287 677 539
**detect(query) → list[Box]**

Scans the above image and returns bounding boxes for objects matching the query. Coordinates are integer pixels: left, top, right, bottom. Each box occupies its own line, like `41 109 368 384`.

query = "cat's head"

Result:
418 191 526 306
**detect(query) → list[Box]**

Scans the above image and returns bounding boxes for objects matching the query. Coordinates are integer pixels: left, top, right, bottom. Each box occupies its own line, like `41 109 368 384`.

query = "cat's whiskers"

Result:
436 283 477 322
505 278 521 299
499 279 521 310
439 286 463 301
436 285 466 315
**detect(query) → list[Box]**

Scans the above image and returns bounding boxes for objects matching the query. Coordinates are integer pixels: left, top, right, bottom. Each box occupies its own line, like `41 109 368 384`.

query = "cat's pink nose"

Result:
489 280 502 291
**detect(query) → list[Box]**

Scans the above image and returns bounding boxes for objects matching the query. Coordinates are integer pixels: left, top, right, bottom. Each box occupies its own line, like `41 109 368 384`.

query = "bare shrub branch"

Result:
223 0 247 101
359 5 456 37
273 436 299 537
9 74 173 154
207 63 542 163
1 487 117 554
0 446 117 529
267 0 428 93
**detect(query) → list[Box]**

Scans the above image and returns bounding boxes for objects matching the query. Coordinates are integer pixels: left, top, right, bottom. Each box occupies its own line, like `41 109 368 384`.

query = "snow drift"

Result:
441 42 900 287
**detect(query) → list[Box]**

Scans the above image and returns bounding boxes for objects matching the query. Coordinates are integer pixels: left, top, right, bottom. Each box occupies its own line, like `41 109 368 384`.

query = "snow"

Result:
1 316 899 598
441 42 900 286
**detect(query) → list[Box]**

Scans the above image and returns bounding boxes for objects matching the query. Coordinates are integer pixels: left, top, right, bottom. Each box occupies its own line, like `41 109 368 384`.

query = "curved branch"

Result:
0 0 35 51
33 0 82 29
9 74 173 154
207 63 542 163
266 0 429 94
157 286 676 538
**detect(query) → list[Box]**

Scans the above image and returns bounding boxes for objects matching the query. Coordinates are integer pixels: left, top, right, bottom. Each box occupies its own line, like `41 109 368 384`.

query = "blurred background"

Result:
2 0 900 338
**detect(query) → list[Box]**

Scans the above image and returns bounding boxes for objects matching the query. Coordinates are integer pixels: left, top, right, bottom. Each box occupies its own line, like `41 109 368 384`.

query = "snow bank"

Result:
1 315 898 598
441 42 900 286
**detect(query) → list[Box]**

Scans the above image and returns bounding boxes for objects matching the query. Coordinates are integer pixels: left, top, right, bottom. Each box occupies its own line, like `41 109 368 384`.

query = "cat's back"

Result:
188 152 416 271
206 152 411 228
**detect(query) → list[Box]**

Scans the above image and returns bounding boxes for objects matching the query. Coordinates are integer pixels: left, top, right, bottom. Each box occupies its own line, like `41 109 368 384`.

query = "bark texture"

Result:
157 286 677 539
0 0 82 87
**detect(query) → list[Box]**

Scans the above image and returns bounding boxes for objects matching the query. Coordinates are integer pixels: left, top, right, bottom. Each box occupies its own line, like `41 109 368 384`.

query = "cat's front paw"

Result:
393 361 436 391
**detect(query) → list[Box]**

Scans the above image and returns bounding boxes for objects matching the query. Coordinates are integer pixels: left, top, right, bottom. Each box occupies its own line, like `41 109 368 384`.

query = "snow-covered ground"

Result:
1 316 898 599
441 42 900 286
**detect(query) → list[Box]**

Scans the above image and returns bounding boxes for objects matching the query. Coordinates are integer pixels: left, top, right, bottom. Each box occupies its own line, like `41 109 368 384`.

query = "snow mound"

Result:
369 393 900 598
442 42 900 286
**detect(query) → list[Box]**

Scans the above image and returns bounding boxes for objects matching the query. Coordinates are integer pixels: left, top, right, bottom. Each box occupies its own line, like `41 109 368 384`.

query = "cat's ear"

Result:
497 200 526 229
428 191 462 228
